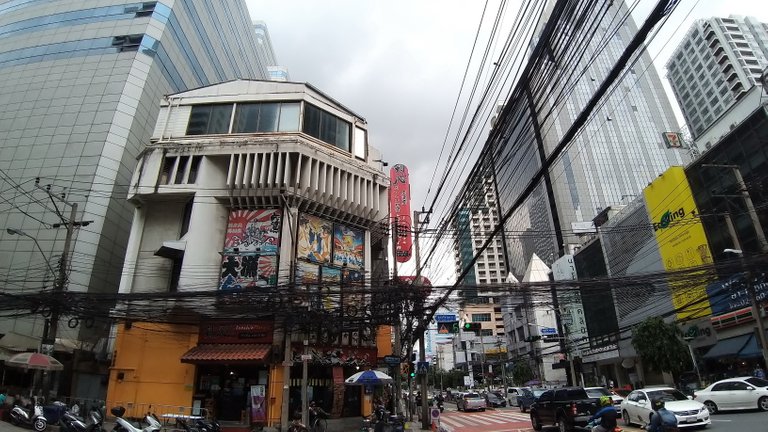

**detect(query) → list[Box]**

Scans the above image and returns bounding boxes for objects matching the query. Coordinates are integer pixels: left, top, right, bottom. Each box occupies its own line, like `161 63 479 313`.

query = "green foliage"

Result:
631 316 691 377
512 361 534 385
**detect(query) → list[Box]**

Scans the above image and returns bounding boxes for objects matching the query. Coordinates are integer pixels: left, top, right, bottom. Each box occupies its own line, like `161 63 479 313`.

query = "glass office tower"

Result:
0 1 271 355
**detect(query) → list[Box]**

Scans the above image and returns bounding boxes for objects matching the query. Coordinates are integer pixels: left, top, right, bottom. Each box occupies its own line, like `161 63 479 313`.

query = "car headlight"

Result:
700 407 708 414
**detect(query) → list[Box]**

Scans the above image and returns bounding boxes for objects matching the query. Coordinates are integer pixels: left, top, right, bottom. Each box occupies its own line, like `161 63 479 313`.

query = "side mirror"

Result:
747 387 755 391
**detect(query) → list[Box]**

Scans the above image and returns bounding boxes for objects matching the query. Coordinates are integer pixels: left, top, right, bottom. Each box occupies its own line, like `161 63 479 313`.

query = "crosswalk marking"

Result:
439 410 531 431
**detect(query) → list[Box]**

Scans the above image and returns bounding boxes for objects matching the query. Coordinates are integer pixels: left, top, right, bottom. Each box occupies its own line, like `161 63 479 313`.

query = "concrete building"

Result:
666 16 768 138
107 80 391 427
0 0 276 397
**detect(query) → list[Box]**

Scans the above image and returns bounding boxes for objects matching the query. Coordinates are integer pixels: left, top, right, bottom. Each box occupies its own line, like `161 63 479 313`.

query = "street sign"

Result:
437 321 459 334
300 354 312 361
282 360 294 367
416 361 429 375
383 355 400 366
434 314 457 322
463 375 473 387
430 408 440 420
540 327 557 335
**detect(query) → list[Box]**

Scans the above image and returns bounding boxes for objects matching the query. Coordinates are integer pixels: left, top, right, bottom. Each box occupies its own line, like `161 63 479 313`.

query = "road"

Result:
436 404 768 432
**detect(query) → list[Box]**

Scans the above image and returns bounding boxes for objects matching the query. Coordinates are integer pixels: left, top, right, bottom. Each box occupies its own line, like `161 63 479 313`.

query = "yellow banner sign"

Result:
643 166 712 320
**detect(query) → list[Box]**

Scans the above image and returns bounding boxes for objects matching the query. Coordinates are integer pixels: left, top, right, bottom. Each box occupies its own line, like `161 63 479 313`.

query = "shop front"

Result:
288 344 377 418
181 321 274 426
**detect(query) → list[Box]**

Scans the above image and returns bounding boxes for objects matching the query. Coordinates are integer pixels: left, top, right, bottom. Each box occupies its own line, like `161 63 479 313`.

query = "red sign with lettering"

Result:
199 321 274 344
389 164 412 263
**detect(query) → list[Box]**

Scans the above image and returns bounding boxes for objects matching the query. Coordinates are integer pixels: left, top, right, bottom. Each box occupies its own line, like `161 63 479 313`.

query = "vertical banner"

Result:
250 385 266 423
333 224 365 269
296 261 321 310
390 164 412 263
297 213 333 263
321 266 342 312
643 166 713 320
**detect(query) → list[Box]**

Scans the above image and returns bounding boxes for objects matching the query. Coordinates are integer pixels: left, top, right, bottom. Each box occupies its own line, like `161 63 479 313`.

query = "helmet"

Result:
599 396 612 407
309 401 316 407
651 398 665 410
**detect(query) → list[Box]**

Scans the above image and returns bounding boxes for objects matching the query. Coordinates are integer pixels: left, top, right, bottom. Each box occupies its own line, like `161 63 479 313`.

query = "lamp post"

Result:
724 249 768 368
682 335 703 387
6 228 57 281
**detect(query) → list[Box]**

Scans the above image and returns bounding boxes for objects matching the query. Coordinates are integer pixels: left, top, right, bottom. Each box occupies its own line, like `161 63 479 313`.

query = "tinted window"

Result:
586 388 611 397
233 102 300 133
731 382 751 391
711 383 730 391
465 393 480 399
187 104 233 135
538 391 553 402
746 377 768 388
303 103 351 151
646 389 688 401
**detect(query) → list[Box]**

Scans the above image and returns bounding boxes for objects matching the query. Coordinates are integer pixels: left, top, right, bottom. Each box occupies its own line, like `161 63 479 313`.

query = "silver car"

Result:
457 392 487 412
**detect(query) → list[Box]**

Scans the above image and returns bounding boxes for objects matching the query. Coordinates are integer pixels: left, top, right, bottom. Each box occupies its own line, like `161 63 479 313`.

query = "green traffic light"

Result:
463 322 471 329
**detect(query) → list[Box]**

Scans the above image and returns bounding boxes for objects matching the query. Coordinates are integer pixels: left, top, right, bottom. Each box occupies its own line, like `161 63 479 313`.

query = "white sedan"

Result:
620 387 710 429
693 376 768 413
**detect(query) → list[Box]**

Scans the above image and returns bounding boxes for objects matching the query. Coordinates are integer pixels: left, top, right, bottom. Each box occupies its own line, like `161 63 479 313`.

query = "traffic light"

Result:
410 371 416 378
463 322 481 333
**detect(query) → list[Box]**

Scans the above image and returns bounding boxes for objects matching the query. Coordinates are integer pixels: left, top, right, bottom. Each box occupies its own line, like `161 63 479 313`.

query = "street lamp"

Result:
723 248 768 369
6 228 57 281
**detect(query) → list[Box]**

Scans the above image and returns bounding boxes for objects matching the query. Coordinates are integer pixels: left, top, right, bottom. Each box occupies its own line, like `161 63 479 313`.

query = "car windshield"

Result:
586 388 611 397
646 389 688 401
746 377 768 388
532 389 546 397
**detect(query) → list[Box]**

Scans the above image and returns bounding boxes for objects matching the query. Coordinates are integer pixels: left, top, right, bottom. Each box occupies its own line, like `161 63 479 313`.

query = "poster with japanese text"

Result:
297 213 332 263
332 224 364 269
219 255 277 290
223 209 282 255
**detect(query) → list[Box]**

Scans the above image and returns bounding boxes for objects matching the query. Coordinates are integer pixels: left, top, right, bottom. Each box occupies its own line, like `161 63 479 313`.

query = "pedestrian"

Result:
753 365 766 380
0 389 7 406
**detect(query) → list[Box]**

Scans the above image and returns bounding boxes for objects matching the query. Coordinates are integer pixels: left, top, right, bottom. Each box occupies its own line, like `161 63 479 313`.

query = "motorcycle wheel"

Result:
33 417 47 432
10 414 20 426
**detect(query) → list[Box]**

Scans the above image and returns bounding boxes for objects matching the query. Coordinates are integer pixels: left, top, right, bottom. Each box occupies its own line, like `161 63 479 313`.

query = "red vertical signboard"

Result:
389 164 412 263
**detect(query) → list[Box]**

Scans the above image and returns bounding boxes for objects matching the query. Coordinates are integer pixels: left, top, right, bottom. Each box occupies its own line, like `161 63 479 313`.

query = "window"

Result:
180 199 193 237
112 34 143 52
186 104 233 135
232 102 300 133
188 156 202 183
160 156 177 184
472 313 492 322
711 382 729 391
303 103 351 151
353 127 366 159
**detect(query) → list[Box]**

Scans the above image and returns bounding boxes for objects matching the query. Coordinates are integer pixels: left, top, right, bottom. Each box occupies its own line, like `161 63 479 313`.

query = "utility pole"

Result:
301 339 309 426
414 209 431 430
391 217 402 416
36 180 91 399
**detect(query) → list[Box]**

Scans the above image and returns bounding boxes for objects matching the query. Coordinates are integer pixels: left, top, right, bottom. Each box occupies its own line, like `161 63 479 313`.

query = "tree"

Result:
632 316 691 378
512 361 534 386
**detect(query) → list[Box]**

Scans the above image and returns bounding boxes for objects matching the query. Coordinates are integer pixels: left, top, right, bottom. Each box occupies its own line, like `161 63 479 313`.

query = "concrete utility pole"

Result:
414 209 431 430
391 217 402 415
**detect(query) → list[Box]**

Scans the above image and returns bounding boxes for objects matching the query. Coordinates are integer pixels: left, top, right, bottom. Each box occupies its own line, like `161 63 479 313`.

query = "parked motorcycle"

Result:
59 405 104 432
10 398 47 432
194 417 220 432
110 407 161 432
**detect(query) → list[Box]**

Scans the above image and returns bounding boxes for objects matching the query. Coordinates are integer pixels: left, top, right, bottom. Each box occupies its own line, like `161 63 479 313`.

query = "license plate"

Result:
686 416 697 423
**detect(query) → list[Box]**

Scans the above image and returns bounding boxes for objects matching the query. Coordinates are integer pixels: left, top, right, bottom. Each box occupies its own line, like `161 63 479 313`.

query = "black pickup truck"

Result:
529 387 600 432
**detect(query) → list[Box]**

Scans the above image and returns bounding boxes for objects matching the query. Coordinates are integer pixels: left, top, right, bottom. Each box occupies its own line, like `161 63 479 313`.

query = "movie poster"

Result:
332 224 364 269
296 261 321 310
297 214 332 263
321 266 341 312
343 270 365 318
223 209 281 255
219 255 277 290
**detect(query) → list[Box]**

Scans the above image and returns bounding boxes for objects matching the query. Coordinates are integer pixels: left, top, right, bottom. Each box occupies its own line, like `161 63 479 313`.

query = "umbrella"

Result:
345 370 393 386
5 352 64 371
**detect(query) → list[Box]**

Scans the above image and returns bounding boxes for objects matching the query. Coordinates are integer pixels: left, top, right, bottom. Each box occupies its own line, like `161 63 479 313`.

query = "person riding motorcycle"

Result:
588 396 618 432
647 398 678 432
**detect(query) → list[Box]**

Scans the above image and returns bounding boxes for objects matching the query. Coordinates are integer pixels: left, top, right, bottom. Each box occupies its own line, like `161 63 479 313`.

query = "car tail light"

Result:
571 403 577 416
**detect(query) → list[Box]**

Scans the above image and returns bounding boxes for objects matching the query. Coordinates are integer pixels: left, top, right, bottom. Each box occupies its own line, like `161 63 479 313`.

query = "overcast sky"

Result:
245 0 766 214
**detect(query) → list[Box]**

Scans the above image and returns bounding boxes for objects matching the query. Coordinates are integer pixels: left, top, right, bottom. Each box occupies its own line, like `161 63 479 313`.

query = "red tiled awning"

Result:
180 344 271 364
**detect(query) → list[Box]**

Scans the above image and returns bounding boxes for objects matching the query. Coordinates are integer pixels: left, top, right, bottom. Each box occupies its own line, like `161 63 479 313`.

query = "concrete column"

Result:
118 206 146 294
178 194 227 291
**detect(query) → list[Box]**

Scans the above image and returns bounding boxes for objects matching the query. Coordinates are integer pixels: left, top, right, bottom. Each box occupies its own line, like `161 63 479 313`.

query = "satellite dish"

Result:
621 358 635 369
